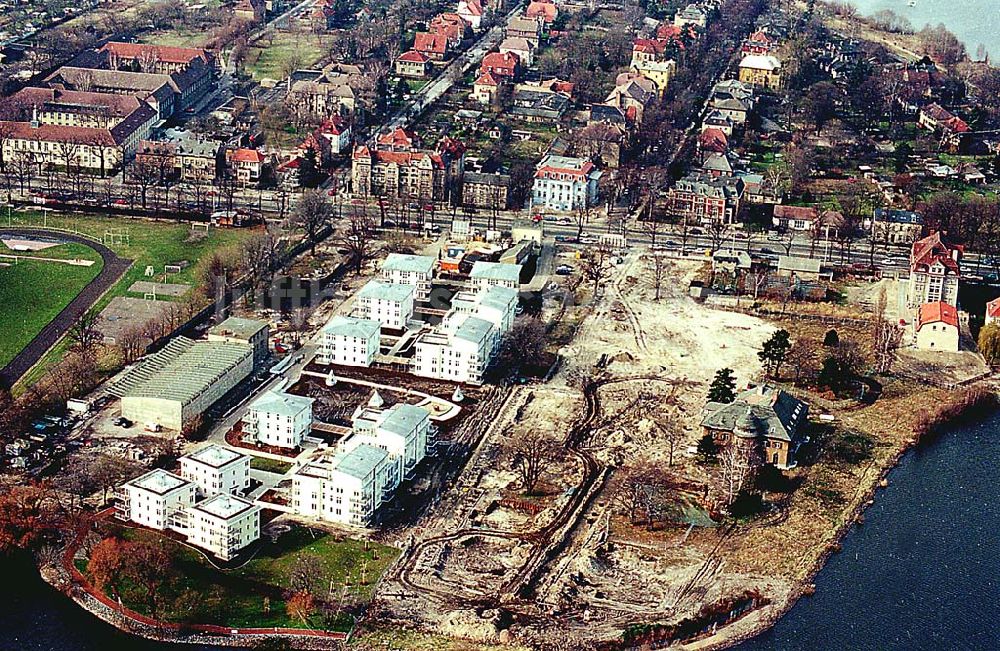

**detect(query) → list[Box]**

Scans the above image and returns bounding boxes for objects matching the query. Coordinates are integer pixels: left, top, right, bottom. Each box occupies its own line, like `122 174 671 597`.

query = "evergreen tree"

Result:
298 146 319 189
707 368 737 403
758 329 792 378
817 355 852 394
696 433 719 463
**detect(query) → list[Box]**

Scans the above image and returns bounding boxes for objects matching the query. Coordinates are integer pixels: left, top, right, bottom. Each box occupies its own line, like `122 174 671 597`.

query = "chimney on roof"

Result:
30 106 38 129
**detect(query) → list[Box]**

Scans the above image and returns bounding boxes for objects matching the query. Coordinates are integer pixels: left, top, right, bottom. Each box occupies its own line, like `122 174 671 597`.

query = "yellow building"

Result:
738 55 782 91
631 59 676 96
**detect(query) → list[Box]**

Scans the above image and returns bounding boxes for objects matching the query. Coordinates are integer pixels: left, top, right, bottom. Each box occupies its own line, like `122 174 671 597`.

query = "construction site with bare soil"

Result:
356 247 979 651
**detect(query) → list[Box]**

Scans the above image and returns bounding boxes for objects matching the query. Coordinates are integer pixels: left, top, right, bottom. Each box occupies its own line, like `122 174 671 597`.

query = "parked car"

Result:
113 417 132 429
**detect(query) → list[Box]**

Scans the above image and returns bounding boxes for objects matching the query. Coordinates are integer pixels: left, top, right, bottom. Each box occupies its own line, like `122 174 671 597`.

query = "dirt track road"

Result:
0 228 131 388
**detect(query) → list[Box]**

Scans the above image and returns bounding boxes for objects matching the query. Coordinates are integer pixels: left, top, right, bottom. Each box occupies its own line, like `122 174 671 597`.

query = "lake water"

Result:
4 412 1000 650
736 411 1000 651
846 0 999 60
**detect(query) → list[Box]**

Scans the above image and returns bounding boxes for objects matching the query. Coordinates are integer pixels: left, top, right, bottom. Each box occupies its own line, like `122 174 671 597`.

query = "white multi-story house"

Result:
184 494 260 561
179 445 251 498
413 314 495 384
355 281 415 330
291 443 396 526
470 261 522 290
243 389 315 449
350 403 432 479
319 315 381 367
531 154 602 212
380 253 436 300
451 285 518 352
907 232 961 309
115 470 261 560
117 469 196 530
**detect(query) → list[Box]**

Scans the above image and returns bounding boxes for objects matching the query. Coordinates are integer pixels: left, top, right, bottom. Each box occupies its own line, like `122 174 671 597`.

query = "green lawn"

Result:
6 210 254 390
246 37 325 80
88 526 399 630
0 243 103 368
250 457 294 475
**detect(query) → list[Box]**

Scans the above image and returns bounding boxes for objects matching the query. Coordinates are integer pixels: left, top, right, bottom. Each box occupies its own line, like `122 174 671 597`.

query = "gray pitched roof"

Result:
249 389 314 418
471 261 521 283
454 316 494 344
701 385 808 442
380 403 428 436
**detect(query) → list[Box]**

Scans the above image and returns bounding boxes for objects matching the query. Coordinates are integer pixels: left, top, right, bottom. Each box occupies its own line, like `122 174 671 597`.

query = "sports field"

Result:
0 243 104 369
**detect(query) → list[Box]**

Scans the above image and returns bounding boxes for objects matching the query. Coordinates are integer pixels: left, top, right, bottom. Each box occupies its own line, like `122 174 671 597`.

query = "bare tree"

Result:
871 287 903 374
707 219 730 255
129 156 160 209
648 252 670 300
240 231 278 306
67 310 103 354
508 432 558 496
116 324 148 364
715 440 761 510
580 243 615 297
293 189 333 254
337 209 380 275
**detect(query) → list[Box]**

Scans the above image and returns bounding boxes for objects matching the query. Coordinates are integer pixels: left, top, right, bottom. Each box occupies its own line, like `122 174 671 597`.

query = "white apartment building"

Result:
291 443 396 526
381 253 436 301
451 285 518 352
243 389 315 449
179 445 251 497
117 469 196 530
350 403 432 479
319 315 381 367
470 261 522 290
531 154 602 212
184 494 261 561
413 314 495 384
355 280 415 330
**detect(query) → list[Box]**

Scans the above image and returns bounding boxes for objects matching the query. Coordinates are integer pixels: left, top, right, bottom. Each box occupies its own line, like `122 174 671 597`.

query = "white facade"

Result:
179 445 251 497
451 285 518 351
185 494 260 561
531 155 602 212
319 315 381 367
413 314 494 384
915 320 960 352
119 469 196 530
355 280 415 330
243 389 314 449
291 443 396 526
350 403 432 478
381 253 436 301
470 261 522 290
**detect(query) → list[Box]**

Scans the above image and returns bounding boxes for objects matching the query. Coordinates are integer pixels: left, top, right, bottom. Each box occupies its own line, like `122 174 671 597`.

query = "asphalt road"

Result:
0 229 132 388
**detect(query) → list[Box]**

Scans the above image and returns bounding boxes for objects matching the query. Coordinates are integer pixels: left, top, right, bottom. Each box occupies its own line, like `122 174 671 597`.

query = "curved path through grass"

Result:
0 229 131 388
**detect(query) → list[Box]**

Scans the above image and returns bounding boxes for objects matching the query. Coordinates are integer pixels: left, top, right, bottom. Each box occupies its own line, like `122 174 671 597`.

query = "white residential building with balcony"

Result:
291 444 396 526
350 403 432 479
413 314 495 384
184 494 260 561
319 315 381 367
243 389 314 449
530 154 602 212
380 253 436 301
355 281 415 330
179 445 251 497
451 285 518 350
117 469 196 530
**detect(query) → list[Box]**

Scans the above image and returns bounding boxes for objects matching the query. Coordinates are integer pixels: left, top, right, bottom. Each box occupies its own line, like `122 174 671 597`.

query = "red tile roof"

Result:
633 38 666 55
414 32 448 55
378 127 417 150
458 0 483 17
918 301 958 328
911 232 961 274
699 127 729 152
100 42 210 65
481 51 519 76
0 120 118 146
988 297 1000 319
230 148 264 163
475 71 500 87
398 50 430 64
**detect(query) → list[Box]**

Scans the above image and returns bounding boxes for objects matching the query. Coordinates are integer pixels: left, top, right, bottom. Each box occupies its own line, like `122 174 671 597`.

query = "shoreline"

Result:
686 389 1000 651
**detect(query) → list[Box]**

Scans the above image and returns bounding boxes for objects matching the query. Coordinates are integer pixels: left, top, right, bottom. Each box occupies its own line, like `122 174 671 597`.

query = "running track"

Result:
0 228 132 389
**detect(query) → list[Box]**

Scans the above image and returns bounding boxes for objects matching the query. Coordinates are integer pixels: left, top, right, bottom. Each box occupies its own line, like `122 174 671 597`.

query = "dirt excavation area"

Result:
368 254 804 650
